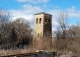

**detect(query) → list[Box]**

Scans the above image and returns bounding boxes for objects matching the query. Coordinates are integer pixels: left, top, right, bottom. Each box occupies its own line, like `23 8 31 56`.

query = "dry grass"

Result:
0 48 38 56
32 37 52 50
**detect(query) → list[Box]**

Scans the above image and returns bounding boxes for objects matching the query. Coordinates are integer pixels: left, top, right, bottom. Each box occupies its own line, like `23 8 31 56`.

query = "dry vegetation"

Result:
0 9 32 50
32 37 52 50
52 12 80 56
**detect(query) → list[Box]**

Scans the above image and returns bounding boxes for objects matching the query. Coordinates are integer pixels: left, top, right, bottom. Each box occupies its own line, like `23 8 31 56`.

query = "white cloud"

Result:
17 0 49 3
9 4 42 22
49 6 80 19
17 0 27 2
9 10 33 21
66 6 80 18
22 4 42 14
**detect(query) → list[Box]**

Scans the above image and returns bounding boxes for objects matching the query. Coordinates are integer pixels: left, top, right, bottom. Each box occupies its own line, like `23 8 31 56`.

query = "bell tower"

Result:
34 12 52 38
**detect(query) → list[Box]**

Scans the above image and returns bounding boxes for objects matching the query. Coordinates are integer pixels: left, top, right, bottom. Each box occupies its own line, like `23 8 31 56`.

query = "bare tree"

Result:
57 11 68 39
53 11 69 51
0 8 33 50
0 9 10 45
53 13 80 53
11 18 33 48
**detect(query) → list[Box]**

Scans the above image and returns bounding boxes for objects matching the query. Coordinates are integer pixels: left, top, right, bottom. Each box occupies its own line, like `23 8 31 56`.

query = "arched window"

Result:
36 18 38 24
45 18 48 24
39 18 41 24
45 18 47 22
48 19 50 24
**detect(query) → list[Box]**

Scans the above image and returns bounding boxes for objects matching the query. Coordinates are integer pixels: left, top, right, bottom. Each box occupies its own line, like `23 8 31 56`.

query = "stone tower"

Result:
34 12 52 39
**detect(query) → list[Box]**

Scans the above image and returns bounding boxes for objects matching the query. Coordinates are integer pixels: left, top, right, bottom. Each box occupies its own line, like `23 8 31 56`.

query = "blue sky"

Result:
0 0 80 31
